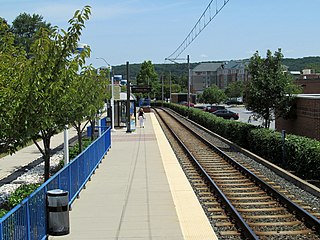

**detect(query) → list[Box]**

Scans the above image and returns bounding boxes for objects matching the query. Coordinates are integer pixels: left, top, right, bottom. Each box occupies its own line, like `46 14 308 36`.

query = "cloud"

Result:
33 3 88 24
200 54 208 58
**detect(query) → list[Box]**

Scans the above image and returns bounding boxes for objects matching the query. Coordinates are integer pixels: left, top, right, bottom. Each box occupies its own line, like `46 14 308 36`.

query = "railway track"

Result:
154 107 320 239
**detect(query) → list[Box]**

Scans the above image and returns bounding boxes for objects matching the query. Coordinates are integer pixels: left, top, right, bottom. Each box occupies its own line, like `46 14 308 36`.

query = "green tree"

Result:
136 60 159 98
245 49 301 128
22 6 92 180
224 81 244 98
163 84 181 98
305 63 320 73
62 67 107 152
159 72 182 99
0 17 10 45
0 20 29 153
11 13 52 55
202 85 227 104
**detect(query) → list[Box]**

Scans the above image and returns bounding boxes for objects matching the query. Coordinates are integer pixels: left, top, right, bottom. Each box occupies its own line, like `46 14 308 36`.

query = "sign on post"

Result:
131 86 151 93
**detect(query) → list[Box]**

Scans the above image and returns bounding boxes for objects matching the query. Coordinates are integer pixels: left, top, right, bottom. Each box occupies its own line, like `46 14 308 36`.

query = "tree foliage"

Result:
62 67 107 152
0 6 104 181
0 18 30 153
11 13 52 55
282 56 320 72
202 85 226 104
136 60 159 98
224 81 244 98
28 6 93 180
245 49 301 128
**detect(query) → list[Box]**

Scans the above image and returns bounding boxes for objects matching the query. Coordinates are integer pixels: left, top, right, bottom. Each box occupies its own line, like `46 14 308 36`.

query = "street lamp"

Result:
63 43 88 166
96 57 115 131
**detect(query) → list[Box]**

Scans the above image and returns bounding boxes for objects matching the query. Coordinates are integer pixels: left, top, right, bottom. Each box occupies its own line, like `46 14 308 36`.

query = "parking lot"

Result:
226 105 275 129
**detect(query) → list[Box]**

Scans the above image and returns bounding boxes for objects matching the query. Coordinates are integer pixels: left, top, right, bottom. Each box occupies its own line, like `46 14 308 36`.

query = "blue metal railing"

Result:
87 117 109 137
0 127 111 240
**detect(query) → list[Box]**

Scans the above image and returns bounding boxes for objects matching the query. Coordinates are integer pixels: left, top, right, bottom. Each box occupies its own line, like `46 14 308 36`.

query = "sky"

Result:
1 0 320 68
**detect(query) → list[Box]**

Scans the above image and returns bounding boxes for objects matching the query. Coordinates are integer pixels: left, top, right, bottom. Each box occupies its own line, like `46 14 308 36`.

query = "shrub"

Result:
69 137 93 160
7 184 41 208
285 134 320 179
0 209 8 218
0 183 41 218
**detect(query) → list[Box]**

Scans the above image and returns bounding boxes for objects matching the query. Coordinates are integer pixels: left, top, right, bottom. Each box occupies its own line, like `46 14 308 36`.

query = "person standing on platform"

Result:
138 108 145 128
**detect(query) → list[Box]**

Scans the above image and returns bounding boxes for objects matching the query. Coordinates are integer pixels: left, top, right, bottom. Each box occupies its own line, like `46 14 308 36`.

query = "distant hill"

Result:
112 62 199 80
282 56 320 72
112 57 320 80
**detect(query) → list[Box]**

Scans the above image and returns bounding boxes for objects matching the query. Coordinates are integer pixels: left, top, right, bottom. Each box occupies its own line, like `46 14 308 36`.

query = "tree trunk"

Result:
33 132 52 182
72 120 90 154
90 120 95 141
77 124 83 153
43 135 51 181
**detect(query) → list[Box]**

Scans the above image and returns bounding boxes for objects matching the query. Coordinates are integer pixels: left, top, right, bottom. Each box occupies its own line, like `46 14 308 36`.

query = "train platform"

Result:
50 111 218 240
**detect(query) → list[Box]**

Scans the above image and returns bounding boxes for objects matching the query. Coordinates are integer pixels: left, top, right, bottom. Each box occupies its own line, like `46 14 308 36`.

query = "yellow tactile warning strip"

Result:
150 113 218 240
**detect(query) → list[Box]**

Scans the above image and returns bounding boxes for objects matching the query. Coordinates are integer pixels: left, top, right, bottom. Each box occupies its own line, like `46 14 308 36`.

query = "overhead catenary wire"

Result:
166 0 230 61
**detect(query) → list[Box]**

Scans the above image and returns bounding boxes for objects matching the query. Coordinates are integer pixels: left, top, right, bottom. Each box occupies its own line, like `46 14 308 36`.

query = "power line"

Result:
166 0 230 61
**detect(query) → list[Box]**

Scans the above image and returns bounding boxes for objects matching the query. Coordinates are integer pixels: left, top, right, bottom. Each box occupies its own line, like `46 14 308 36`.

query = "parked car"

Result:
178 101 195 107
194 104 209 111
224 97 243 105
212 109 239 120
205 105 225 113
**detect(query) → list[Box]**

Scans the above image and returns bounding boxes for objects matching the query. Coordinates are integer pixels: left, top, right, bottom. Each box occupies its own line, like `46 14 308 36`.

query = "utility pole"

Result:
161 73 164 104
165 55 191 107
126 61 132 133
169 71 172 103
187 55 190 109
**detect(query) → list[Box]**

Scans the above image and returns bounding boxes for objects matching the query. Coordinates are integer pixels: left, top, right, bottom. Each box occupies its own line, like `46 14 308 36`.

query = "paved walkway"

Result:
50 112 217 240
0 127 79 181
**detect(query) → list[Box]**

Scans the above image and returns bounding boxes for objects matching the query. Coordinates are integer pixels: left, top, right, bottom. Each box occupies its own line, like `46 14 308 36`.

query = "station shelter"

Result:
114 92 137 128
171 93 197 104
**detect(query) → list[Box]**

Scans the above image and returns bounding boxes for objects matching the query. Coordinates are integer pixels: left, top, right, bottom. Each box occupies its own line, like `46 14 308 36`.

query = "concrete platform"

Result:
49 111 218 239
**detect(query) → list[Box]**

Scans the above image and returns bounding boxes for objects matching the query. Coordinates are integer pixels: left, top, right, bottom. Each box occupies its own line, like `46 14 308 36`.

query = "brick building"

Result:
276 94 320 140
294 69 320 94
296 79 320 94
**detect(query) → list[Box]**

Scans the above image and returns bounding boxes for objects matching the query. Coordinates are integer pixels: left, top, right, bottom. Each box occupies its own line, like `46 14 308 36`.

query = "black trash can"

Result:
47 189 70 236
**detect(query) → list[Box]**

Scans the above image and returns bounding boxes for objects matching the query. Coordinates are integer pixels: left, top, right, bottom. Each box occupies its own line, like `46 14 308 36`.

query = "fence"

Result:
0 127 111 240
87 117 110 138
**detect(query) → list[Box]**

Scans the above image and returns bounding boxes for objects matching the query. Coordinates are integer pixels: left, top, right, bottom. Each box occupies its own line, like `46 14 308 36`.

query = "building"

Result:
191 61 249 94
171 93 196 104
293 69 320 94
276 94 320 140
216 60 249 89
191 62 222 94
276 69 320 140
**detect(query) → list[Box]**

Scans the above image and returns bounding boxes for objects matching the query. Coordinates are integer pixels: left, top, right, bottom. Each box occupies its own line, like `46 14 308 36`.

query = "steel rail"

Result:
159 107 320 235
154 108 259 239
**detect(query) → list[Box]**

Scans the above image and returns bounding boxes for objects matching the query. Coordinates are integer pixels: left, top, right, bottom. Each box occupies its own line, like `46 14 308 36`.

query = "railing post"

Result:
0 221 3 240
69 166 72 202
98 119 102 137
77 159 80 195
26 202 31 240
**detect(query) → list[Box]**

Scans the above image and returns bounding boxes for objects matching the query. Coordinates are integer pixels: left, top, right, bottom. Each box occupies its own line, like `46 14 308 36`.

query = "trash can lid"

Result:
47 189 68 196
